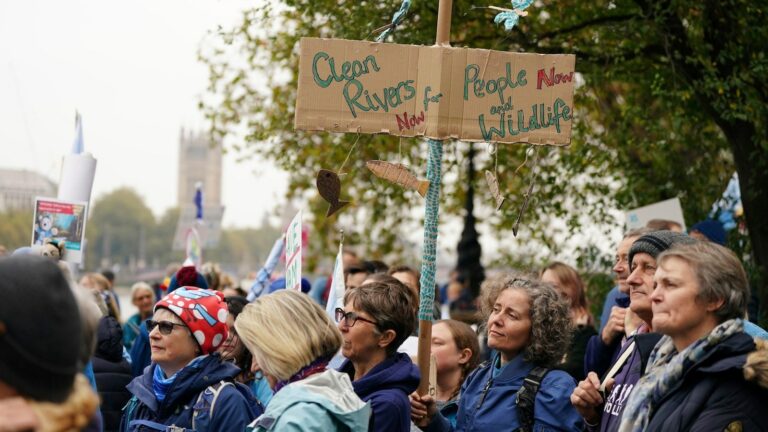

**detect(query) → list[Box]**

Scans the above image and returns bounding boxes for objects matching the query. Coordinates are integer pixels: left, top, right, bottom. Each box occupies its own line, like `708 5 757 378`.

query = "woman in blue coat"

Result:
120 287 261 431
411 273 583 431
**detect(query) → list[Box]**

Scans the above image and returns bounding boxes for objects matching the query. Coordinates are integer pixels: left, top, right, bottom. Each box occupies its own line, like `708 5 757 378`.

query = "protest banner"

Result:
296 38 575 145
285 210 303 292
31 197 88 264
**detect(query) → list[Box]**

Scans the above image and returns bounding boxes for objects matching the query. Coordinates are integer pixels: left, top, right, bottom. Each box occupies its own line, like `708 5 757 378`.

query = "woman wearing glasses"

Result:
336 279 420 432
120 287 261 432
411 274 583 431
235 290 370 431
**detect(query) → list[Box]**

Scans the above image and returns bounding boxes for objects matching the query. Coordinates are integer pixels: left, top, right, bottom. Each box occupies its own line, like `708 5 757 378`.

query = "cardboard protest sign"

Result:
625 197 686 231
296 38 576 145
285 210 303 291
32 197 88 263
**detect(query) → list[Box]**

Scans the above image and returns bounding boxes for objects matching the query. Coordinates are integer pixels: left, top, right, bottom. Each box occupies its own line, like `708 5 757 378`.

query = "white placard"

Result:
285 210 303 291
625 197 686 231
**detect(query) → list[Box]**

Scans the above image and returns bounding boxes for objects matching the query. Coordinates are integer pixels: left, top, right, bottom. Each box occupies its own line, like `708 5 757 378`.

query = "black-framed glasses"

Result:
146 319 187 335
335 308 378 328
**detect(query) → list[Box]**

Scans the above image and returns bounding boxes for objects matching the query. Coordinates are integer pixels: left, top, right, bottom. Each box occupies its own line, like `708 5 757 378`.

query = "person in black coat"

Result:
93 316 132 432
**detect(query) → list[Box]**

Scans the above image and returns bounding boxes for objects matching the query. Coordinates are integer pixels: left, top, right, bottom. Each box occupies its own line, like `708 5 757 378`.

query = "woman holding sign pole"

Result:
410 273 583 431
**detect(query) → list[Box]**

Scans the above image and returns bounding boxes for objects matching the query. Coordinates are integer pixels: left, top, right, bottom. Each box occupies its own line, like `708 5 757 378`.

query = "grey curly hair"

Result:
478 272 573 367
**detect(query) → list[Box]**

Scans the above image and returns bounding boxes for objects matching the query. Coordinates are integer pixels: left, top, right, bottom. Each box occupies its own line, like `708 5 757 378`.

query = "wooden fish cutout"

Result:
485 170 505 211
366 160 430 197
316 169 350 217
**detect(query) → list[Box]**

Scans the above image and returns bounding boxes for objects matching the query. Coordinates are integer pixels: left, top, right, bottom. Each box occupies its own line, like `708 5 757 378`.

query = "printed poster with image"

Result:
31 197 89 263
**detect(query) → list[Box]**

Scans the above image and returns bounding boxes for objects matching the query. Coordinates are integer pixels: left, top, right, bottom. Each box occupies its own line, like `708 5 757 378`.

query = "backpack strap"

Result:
191 380 234 430
515 366 549 432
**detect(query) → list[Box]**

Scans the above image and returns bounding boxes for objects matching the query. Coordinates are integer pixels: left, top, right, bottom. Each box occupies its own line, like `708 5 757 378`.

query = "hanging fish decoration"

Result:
316 169 351 217
485 170 505 211
366 160 430 197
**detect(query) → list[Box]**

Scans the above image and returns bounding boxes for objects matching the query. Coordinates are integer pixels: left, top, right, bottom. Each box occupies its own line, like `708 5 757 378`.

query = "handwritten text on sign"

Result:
295 38 576 145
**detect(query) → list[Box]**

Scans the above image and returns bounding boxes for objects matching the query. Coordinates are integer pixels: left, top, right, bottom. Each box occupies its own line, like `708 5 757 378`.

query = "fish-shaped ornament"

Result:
485 170 505 211
366 160 430 197
316 169 350 217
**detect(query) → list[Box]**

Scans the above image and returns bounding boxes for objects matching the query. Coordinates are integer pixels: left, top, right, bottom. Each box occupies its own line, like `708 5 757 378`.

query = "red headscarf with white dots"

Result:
154 287 229 355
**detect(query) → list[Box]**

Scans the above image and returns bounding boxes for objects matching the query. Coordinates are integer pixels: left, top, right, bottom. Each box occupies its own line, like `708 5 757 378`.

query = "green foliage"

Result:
86 187 156 270
0 209 33 251
199 0 768 303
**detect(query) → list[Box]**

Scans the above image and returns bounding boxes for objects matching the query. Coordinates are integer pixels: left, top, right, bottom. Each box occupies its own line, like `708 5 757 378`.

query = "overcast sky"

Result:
0 0 287 228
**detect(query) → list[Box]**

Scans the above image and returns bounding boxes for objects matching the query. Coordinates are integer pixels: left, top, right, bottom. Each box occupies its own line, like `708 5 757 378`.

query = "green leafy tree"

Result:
86 188 157 270
201 0 767 321
0 209 34 252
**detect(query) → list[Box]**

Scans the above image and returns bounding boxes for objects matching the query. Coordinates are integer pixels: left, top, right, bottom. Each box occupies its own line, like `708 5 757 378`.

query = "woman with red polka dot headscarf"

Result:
121 287 262 432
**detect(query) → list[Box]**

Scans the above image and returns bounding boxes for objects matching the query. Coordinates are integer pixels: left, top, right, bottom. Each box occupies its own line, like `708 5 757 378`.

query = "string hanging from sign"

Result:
373 0 412 42
485 143 505 211
512 146 540 236
337 129 361 175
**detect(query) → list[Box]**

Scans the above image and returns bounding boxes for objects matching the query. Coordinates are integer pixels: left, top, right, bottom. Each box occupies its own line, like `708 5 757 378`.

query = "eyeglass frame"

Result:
335 308 379 328
146 319 187 335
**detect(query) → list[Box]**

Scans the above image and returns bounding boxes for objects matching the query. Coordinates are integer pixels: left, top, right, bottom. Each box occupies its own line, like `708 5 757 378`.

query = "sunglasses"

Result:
334 308 378 328
146 319 187 335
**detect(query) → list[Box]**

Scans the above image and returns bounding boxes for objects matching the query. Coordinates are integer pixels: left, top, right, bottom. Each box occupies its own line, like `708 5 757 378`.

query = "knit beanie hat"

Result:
0 255 83 403
154 287 228 355
690 219 727 246
628 230 698 265
167 261 209 293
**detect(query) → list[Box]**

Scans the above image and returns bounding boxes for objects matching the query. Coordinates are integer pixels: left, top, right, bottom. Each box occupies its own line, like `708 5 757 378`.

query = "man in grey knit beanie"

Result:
571 230 698 430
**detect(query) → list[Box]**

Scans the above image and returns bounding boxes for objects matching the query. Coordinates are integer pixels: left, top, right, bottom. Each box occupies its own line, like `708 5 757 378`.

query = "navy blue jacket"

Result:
94 316 133 432
644 332 768 431
340 353 420 432
121 355 259 431
425 353 582 432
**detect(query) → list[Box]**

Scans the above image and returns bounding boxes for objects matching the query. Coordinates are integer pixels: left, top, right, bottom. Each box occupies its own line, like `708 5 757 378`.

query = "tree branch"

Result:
534 13 641 42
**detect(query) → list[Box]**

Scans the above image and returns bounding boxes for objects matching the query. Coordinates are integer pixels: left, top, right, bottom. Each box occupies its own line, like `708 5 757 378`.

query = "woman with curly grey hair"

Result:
411 273 583 431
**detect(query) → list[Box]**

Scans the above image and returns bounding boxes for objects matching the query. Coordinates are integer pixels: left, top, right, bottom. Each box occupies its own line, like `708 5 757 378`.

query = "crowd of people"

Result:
1 218 768 431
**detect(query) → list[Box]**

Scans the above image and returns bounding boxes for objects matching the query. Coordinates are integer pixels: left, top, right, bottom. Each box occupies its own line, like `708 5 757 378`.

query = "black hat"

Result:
0 255 83 402
628 230 698 265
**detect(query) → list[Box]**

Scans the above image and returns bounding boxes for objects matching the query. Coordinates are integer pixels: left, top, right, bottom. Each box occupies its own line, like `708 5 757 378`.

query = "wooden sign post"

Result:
294 0 575 395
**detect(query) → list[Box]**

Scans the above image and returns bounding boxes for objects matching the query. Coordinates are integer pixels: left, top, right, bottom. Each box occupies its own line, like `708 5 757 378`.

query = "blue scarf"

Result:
152 356 208 402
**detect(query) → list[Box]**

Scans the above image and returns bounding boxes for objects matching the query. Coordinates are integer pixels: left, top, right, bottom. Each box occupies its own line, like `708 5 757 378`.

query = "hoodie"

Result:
340 353 420 432
247 369 370 431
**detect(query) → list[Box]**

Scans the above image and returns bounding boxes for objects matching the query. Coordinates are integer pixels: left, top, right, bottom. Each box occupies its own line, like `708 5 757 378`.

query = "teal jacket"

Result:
247 369 371 432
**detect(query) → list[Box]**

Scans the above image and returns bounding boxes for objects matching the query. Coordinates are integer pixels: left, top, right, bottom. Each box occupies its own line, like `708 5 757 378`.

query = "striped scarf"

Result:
618 318 743 432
